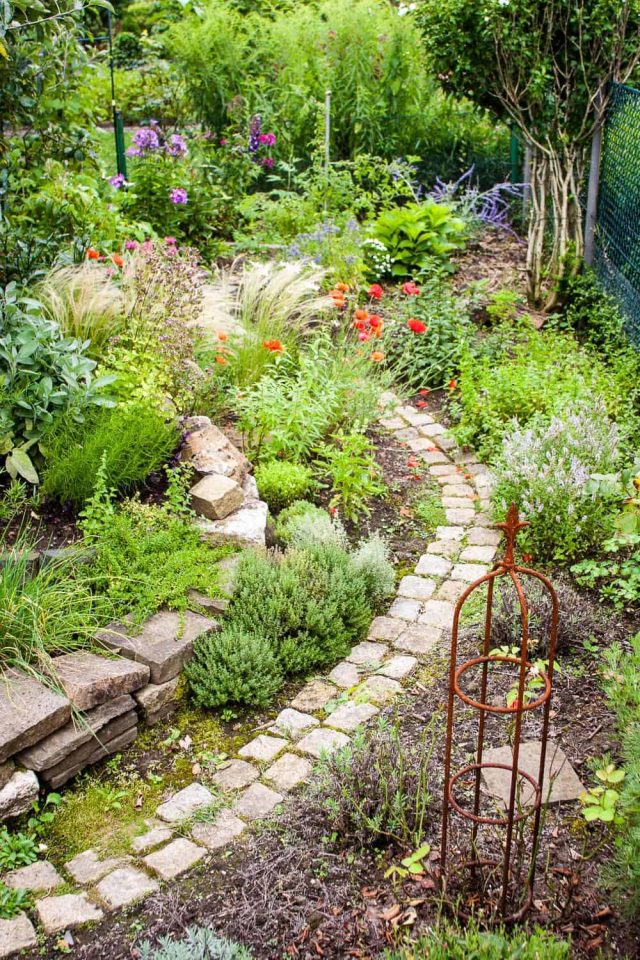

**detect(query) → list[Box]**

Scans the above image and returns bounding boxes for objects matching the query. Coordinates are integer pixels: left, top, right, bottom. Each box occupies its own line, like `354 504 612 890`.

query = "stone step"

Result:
52 652 149 710
0 670 70 765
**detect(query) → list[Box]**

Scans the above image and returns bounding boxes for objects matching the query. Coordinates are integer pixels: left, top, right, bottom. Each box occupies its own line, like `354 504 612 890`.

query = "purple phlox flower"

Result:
248 115 262 155
166 134 188 158
164 236 177 245
109 173 126 189
126 146 142 158
169 187 188 205
125 240 138 251
258 132 276 147
260 156 274 169
131 127 160 156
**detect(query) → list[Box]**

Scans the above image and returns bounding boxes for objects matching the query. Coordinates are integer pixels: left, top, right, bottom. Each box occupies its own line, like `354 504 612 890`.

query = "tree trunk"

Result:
525 143 586 311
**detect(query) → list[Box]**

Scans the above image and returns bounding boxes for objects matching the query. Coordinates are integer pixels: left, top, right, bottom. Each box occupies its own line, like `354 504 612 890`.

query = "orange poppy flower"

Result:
354 308 369 322
215 355 227 365
448 378 457 391
335 282 350 292
332 297 345 308
217 331 228 342
370 351 385 362
112 254 124 268
263 339 283 352
87 248 100 260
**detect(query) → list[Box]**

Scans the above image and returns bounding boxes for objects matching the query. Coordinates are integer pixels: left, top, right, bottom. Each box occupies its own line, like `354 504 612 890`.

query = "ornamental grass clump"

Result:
491 399 620 563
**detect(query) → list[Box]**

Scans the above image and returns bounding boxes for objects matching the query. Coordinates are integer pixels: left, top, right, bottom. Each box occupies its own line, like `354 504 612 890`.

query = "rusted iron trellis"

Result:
440 503 559 921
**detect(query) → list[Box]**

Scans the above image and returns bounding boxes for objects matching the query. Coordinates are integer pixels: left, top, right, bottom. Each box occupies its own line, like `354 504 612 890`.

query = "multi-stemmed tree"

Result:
418 0 640 308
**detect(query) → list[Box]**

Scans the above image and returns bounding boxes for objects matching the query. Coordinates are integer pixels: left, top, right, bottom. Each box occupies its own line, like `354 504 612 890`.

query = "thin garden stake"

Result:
324 89 331 214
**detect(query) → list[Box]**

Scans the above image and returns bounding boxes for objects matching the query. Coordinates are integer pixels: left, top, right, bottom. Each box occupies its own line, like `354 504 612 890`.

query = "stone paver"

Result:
430 464 460 478
394 623 442 656
442 483 475 497
143 838 206 880
264 753 313 792
418 422 446 437
357 676 401 705
436 526 466 541
291 680 336 713
377 655 418 680
415 554 452 577
387 597 422 621
235 782 283 821
442 496 475 510
0 670 70 764
156 782 214 822
0 914 37 957
297 728 350 758
460 545 496 563
450 563 489 582
36 893 103 935
481 741 585 806
191 809 246 850
95 866 159 910
395 427 419 441
211 760 259 792
367 617 404 642
131 825 173 854
446 508 476 525
397 575 436 600
426 539 460 558
417 448 451 464
65 849 130 885
269 708 319 739
239 734 287 763
4 860 63 892
467 527 502 547
347 640 389 664
324 702 379 733
420 599 456 630
328 661 360 689
380 416 406 430
435 580 468 603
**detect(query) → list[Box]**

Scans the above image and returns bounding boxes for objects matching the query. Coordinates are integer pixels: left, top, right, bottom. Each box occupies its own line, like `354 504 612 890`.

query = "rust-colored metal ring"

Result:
447 762 541 825
453 655 551 714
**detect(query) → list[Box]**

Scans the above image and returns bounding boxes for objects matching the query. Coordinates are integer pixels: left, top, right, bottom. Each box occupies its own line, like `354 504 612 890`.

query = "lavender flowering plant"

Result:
491 398 621 562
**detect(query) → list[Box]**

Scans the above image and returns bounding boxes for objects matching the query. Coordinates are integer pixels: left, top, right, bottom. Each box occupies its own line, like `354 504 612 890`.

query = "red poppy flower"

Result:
407 318 427 334
217 331 228 341
368 283 383 300
263 339 283 352
368 314 382 328
112 253 124 268
416 400 428 408
402 281 420 296
87 248 100 260
419 389 430 396
448 378 457 391
352 318 366 331
354 308 369 322
523 553 533 564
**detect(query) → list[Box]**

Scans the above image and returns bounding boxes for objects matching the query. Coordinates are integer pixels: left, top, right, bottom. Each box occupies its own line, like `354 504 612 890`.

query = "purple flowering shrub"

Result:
491 399 620 563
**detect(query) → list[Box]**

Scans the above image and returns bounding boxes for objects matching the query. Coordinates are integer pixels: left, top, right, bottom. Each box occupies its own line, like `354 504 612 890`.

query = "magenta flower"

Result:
124 240 138 251
258 132 276 147
164 236 177 245
219 138 228 146
169 188 188 205
260 156 274 169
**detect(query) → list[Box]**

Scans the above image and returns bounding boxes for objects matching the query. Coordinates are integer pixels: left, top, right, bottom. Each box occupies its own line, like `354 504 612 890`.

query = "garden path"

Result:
0 395 500 957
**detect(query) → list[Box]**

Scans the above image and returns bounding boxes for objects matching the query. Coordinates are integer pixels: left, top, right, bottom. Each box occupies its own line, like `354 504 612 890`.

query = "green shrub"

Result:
491 399 620 563
314 431 385 521
138 925 253 960
254 460 315 511
185 624 282 709
42 404 179 506
383 282 472 389
350 535 395 607
385 923 571 959
274 500 336 545
230 544 374 676
370 201 467 278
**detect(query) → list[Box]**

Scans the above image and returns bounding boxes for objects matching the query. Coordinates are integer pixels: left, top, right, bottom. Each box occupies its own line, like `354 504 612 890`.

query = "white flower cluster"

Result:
362 238 393 276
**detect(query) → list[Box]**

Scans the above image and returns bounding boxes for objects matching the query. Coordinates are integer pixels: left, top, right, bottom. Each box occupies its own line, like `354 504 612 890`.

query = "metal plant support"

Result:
440 503 558 921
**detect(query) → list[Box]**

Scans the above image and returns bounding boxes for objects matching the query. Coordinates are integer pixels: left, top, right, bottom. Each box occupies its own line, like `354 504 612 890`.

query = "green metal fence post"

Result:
510 127 521 183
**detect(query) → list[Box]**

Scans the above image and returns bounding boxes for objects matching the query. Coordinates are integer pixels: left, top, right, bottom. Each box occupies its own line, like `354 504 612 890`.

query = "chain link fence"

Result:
593 82 640 346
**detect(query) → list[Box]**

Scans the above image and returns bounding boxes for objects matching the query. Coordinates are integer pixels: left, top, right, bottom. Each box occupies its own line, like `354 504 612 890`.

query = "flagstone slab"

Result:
269 708 319 739
376 655 418 680
36 893 103 935
459 545 497 563
264 753 313 792
445 508 476 525
0 670 70 764
387 598 422 621
356 676 402 705
419 599 456 630
191 809 246 850
131 824 173 854
65 849 131 885
397 576 436 600
435 580 469 603
4 860 63 893
415 555 452 578
442 484 475 497
0 913 37 957
235 782 283 821
324 702 379 733
297 728 350 758
0 770 39 821
290 680 337 713
394 623 442 656
143 838 206 880
52 652 149 710
347 640 389 664
481 741 585 806
327 661 360 689
418 448 451 464
467 527 502 547
211 760 259 792
96 610 217 684
367 617 404 642
134 678 180 719
238 734 287 763
156 782 215 823
95 866 159 910
450 563 489 582
435 526 466 541
426 539 460 558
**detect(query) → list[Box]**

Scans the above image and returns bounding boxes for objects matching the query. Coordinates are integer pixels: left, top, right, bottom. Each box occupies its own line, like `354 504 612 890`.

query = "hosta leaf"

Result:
6 447 39 484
